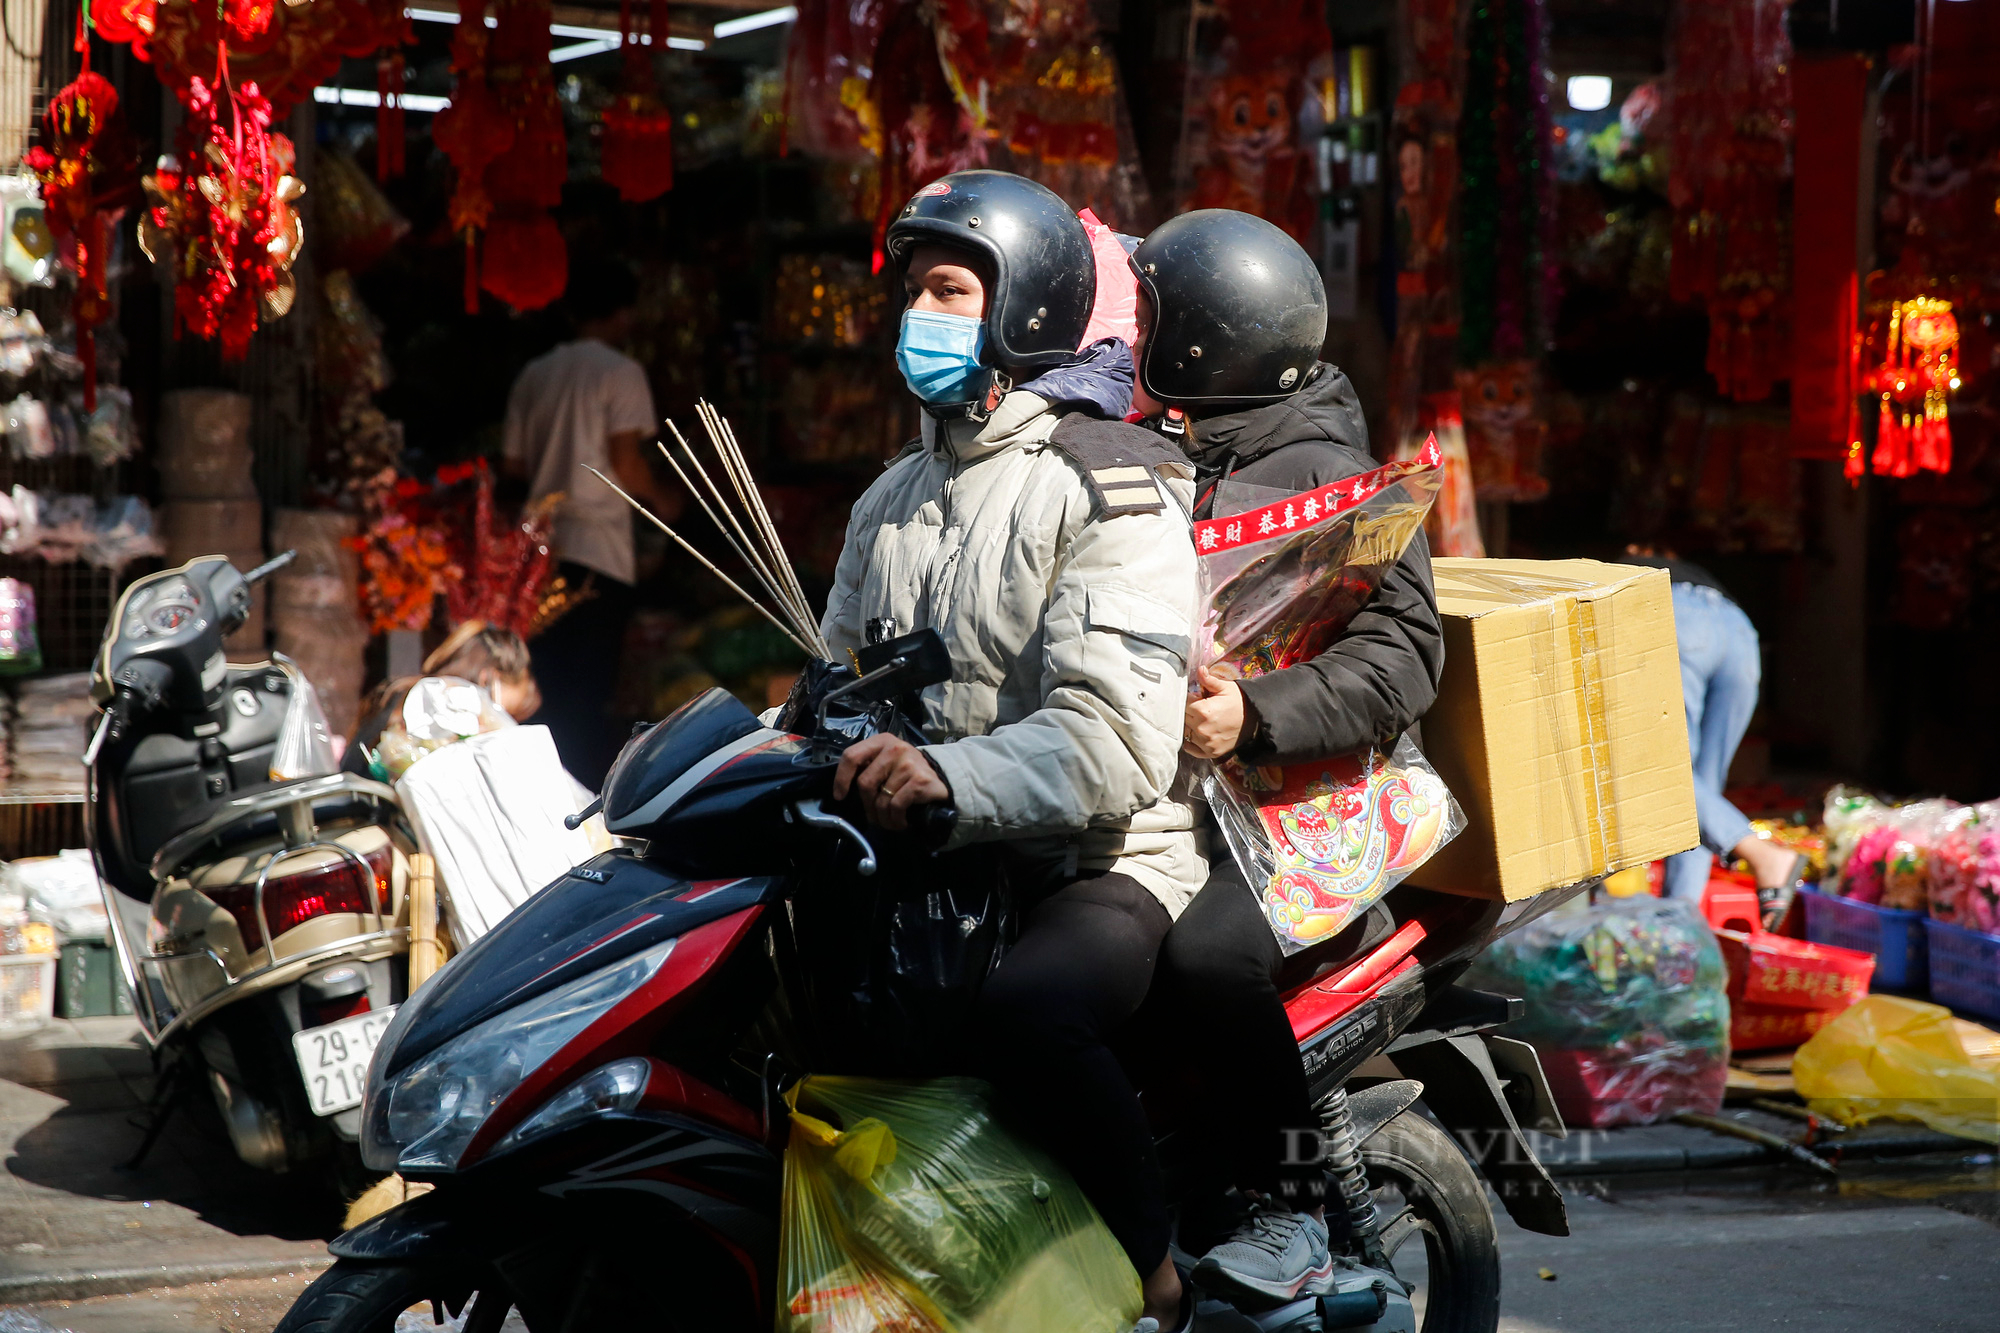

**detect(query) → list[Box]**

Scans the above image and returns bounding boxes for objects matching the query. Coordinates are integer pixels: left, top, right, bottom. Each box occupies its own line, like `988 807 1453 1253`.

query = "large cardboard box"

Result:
1406 558 1699 901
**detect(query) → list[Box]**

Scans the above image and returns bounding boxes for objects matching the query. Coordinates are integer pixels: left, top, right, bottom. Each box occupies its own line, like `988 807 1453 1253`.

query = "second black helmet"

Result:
1130 210 1328 408
884 170 1096 374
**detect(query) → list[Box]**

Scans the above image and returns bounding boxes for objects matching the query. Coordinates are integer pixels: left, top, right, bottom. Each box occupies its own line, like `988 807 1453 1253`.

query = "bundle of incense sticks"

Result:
584 400 831 660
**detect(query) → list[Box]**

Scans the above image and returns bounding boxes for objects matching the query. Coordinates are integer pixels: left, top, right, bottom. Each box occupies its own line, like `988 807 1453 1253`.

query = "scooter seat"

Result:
151 772 402 882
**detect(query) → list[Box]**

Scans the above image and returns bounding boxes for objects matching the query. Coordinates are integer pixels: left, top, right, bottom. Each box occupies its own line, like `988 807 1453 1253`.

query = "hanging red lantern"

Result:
433 0 511 311
600 0 674 203
479 0 566 311
89 0 157 55
138 65 305 361
24 16 138 412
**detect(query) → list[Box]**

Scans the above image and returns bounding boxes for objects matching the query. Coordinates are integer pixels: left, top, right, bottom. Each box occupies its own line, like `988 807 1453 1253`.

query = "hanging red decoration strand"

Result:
138 51 306 361
25 13 138 412
477 0 567 311
376 49 406 183
600 0 675 202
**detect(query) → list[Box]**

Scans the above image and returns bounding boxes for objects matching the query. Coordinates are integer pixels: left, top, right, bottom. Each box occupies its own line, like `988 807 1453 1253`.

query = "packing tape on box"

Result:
1439 566 1620 881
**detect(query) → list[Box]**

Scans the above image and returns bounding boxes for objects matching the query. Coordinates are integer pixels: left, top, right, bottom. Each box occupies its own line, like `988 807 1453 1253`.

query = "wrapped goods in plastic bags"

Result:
1193 439 1461 953
1794 994 2000 1144
1463 894 1729 1128
1929 801 2000 933
1838 797 1960 911
779 1077 1140 1333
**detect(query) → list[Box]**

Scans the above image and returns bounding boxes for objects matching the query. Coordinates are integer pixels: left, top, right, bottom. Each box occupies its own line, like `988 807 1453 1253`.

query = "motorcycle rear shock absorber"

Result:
1317 1088 1384 1266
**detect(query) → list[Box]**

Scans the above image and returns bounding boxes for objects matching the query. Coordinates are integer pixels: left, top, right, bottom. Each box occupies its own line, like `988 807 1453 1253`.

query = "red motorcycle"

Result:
277 635 1570 1333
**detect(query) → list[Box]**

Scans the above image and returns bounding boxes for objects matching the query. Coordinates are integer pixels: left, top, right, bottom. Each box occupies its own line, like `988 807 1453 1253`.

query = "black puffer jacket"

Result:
1186 362 1443 765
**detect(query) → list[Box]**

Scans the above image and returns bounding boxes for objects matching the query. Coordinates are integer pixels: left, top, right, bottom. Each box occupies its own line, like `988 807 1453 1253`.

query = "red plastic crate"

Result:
1715 929 1874 1012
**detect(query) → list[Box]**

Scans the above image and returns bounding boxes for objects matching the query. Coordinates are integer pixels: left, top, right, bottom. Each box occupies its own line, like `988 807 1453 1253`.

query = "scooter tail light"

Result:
208 844 392 951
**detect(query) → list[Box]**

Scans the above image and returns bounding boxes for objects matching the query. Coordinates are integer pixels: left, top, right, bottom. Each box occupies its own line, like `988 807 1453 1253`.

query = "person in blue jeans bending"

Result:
1625 549 1803 922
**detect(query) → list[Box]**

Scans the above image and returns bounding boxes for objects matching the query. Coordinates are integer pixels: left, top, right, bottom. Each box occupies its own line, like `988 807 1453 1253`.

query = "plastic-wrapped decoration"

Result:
779 1077 1140 1333
1463 893 1729 1128
1194 440 1458 954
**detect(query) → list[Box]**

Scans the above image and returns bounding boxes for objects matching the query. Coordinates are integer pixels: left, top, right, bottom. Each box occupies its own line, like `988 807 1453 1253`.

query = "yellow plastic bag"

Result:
1794 994 2000 1144
777 1076 1141 1333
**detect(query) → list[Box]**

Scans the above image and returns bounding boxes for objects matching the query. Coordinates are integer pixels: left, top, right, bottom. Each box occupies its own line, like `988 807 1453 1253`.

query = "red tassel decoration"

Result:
25 15 138 412
599 0 674 202
376 50 405 182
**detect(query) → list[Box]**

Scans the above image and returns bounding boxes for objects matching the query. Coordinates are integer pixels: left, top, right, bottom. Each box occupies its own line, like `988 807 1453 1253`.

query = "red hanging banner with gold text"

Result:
1789 52 1867 460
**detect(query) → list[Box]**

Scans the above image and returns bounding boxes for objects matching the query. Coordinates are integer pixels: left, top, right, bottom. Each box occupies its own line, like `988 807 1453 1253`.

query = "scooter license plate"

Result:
292 1007 398 1116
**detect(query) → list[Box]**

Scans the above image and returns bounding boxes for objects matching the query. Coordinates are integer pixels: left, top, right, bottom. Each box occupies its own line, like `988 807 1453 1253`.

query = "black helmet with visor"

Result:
1130 209 1328 410
884 170 1097 376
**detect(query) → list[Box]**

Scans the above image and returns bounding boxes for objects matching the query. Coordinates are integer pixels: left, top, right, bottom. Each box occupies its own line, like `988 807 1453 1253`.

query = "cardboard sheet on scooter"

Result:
396 724 604 946
1405 558 1698 901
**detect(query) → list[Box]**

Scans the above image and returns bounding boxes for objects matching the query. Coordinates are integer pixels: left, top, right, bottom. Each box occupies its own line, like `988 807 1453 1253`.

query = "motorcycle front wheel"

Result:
1362 1110 1503 1333
274 1261 514 1333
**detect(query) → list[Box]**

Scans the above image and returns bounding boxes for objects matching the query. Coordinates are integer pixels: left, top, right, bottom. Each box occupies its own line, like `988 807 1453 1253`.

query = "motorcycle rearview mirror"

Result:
852 628 951 697
240 549 298 586
816 628 951 734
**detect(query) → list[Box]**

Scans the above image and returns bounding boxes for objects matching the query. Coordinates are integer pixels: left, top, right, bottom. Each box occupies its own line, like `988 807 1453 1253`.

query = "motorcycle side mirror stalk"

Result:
810 627 951 746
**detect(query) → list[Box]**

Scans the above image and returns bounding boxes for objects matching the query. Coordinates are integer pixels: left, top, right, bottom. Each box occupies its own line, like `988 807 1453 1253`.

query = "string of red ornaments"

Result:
24 15 138 412
138 57 305 361
435 0 568 312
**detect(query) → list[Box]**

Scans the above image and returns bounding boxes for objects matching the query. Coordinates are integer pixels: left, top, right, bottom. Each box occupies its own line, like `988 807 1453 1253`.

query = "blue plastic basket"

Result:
1926 919 2000 1021
1799 885 1929 992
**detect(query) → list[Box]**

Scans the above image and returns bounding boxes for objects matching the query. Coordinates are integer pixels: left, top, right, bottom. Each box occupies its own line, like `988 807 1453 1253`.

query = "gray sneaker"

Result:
1191 1207 1336 1304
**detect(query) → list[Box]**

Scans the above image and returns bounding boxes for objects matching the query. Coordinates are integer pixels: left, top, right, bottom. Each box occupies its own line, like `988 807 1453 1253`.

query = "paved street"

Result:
0 1018 332 1308
1 1016 1995 1331
1494 1154 2000 1332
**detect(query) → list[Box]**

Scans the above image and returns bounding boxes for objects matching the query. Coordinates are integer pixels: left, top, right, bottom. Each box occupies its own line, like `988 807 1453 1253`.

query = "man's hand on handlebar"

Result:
831 734 949 832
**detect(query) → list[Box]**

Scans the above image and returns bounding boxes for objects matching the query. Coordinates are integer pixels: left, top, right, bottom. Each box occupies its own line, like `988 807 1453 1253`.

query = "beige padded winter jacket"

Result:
821 389 1207 916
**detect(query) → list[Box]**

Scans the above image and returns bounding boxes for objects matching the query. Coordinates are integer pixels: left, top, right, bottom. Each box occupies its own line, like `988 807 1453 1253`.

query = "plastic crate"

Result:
1927 919 2000 1021
0 953 56 1032
1800 885 1929 992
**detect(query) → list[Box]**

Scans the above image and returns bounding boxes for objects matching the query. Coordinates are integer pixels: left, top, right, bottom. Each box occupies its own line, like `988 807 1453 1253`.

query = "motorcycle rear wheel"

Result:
273 1261 510 1333
1362 1110 1502 1333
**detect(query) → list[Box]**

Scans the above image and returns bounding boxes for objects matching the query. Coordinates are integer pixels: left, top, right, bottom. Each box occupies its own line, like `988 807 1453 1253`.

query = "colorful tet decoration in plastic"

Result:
1193 439 1460 953
599 0 675 203
24 20 137 412
138 69 305 362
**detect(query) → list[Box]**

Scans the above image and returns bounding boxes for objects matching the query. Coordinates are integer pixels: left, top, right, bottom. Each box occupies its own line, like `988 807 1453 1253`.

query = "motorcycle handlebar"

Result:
906 802 958 851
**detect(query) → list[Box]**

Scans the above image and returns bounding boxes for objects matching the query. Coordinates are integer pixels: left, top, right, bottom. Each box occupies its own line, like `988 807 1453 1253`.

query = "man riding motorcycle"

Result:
825 169 1203 1330
1129 209 1445 1308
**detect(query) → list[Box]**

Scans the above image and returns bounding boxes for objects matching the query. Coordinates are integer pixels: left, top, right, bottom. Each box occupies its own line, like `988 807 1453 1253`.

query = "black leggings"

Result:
1156 864 1328 1212
973 871 1173 1275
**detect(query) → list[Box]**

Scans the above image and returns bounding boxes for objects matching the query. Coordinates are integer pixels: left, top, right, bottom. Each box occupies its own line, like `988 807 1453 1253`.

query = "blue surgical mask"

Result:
896 309 988 402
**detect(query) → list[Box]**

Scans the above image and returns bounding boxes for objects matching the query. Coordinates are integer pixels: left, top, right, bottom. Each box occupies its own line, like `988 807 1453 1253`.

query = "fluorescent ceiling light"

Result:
1566 75 1613 112
549 22 702 49
713 5 795 39
314 86 449 112
551 37 620 61
405 9 701 48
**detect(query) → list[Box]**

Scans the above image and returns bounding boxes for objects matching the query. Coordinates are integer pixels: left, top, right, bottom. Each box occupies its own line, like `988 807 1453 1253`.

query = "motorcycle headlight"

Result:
361 942 673 1173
